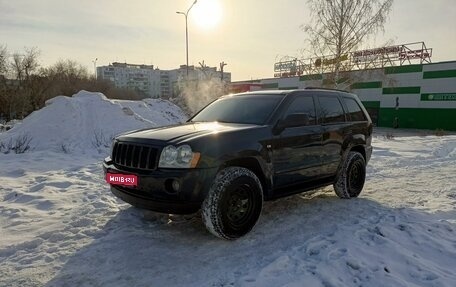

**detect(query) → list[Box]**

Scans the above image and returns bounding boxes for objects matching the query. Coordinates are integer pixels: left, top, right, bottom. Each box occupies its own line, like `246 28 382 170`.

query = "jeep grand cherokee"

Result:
103 88 373 239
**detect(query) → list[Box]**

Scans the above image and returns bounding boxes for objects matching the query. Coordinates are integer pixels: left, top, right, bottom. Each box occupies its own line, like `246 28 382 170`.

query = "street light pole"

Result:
92 58 98 79
220 61 227 81
177 0 197 78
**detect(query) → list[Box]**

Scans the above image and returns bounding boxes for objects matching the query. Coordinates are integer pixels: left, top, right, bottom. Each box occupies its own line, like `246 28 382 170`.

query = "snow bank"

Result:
0 91 187 153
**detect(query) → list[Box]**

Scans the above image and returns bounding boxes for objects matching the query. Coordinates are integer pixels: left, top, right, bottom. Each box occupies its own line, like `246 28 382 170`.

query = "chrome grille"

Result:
112 142 158 170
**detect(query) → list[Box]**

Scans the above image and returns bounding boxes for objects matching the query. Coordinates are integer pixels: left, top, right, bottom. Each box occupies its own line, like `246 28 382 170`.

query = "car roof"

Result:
231 88 355 97
232 90 289 96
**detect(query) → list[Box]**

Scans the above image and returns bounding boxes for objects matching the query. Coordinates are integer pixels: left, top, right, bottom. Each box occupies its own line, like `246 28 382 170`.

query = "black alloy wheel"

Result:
348 159 366 196
223 183 257 231
202 166 263 239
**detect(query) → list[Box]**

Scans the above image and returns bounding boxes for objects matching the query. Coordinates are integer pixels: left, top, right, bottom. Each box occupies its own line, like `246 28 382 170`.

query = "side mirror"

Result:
274 113 310 134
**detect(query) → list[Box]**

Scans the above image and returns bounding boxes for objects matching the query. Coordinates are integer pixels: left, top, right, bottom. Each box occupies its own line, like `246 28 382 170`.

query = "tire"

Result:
333 151 366 199
202 166 263 240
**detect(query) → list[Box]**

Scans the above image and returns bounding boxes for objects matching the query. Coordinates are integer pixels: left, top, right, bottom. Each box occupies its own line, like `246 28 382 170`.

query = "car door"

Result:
271 94 324 190
317 94 349 177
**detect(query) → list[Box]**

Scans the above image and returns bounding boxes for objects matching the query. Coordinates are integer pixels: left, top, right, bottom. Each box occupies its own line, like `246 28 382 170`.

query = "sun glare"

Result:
192 0 222 30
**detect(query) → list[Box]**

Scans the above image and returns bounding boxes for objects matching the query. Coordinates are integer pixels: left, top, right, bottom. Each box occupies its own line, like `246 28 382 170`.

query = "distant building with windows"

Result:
97 62 161 98
97 62 231 98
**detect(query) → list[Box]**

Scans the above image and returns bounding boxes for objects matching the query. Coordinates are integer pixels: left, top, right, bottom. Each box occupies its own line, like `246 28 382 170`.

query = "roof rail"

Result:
305 86 348 93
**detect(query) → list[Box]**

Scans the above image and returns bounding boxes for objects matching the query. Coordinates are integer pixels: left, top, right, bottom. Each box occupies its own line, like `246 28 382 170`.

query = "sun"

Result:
192 0 222 30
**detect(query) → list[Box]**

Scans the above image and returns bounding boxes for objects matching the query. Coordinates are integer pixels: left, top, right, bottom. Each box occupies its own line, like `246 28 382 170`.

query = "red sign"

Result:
106 173 138 186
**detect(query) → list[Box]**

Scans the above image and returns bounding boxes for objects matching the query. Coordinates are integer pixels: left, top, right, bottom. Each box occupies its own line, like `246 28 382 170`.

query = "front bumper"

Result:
103 157 218 214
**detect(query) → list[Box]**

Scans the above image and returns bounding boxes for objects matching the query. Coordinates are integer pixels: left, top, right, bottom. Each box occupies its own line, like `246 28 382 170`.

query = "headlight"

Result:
159 145 200 168
176 145 193 164
161 145 177 162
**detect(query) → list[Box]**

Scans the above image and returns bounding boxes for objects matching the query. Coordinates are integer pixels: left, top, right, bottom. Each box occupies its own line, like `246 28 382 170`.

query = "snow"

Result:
1 95 456 286
0 91 186 154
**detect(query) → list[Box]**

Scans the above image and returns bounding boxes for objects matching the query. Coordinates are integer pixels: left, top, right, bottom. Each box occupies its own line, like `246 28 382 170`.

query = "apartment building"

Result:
97 62 231 98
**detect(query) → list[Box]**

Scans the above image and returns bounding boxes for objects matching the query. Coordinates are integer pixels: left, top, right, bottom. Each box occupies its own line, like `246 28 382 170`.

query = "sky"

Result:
1 0 455 81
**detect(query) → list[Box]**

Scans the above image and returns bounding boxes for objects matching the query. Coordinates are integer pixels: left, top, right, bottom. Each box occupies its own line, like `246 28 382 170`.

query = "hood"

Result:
117 122 262 145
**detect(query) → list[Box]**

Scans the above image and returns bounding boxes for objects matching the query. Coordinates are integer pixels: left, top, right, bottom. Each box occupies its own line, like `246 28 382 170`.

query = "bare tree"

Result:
0 45 7 75
0 45 9 121
0 46 142 121
9 48 41 118
43 59 89 96
10 47 40 81
303 0 393 86
11 53 24 81
22 47 40 81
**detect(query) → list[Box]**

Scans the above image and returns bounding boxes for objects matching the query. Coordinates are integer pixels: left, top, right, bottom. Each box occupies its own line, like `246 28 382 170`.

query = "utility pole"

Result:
176 0 198 78
92 58 98 79
220 61 227 81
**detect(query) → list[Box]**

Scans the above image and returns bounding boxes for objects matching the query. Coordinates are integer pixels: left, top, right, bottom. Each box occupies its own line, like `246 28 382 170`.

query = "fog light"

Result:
172 179 181 192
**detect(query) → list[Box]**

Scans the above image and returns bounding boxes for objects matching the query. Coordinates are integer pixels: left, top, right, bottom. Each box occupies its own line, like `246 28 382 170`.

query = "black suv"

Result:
103 88 373 239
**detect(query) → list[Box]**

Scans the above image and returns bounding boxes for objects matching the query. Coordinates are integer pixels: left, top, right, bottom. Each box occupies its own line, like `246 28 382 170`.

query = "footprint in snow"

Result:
47 181 73 189
355 227 387 246
34 176 47 182
29 181 73 192
29 183 45 192
328 248 348 260
346 258 362 271
4 169 26 178
35 200 54 211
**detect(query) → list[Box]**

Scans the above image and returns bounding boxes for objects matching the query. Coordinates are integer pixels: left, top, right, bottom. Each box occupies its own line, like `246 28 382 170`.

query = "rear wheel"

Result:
334 151 366 199
202 167 263 240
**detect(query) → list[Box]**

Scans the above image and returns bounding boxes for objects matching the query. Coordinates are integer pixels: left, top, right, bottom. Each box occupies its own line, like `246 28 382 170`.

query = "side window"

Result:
343 97 366 122
284 96 316 125
318 96 345 124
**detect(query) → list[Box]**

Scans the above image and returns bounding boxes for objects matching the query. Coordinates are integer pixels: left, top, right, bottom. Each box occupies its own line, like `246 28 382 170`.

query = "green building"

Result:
232 61 456 131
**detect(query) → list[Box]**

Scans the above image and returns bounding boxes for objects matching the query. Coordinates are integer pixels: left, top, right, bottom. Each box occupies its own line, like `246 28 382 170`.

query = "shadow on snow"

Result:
46 190 456 287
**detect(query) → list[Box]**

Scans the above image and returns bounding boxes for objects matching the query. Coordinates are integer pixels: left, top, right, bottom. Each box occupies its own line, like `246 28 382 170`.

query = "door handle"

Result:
310 134 322 140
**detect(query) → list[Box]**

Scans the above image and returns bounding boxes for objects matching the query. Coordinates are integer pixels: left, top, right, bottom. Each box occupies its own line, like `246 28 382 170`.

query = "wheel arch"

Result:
350 145 366 161
220 157 272 198
337 144 367 177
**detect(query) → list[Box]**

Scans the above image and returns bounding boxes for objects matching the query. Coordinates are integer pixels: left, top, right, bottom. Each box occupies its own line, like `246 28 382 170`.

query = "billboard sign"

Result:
274 42 432 78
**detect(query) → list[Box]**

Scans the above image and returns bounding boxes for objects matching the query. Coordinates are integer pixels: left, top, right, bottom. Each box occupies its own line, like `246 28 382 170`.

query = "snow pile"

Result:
114 98 188 124
0 130 455 286
0 91 187 153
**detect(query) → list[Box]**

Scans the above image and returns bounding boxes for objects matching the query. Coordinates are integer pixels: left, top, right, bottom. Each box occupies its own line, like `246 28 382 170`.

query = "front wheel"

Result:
202 167 263 240
334 151 366 199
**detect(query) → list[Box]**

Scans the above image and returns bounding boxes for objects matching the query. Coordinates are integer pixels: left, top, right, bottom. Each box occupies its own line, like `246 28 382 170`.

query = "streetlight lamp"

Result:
176 0 197 78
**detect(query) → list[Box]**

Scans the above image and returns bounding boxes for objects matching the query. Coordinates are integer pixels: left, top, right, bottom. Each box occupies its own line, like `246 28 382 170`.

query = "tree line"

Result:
0 45 142 122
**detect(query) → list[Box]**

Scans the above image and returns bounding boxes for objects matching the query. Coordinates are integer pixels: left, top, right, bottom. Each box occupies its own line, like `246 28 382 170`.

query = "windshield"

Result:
190 95 283 125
